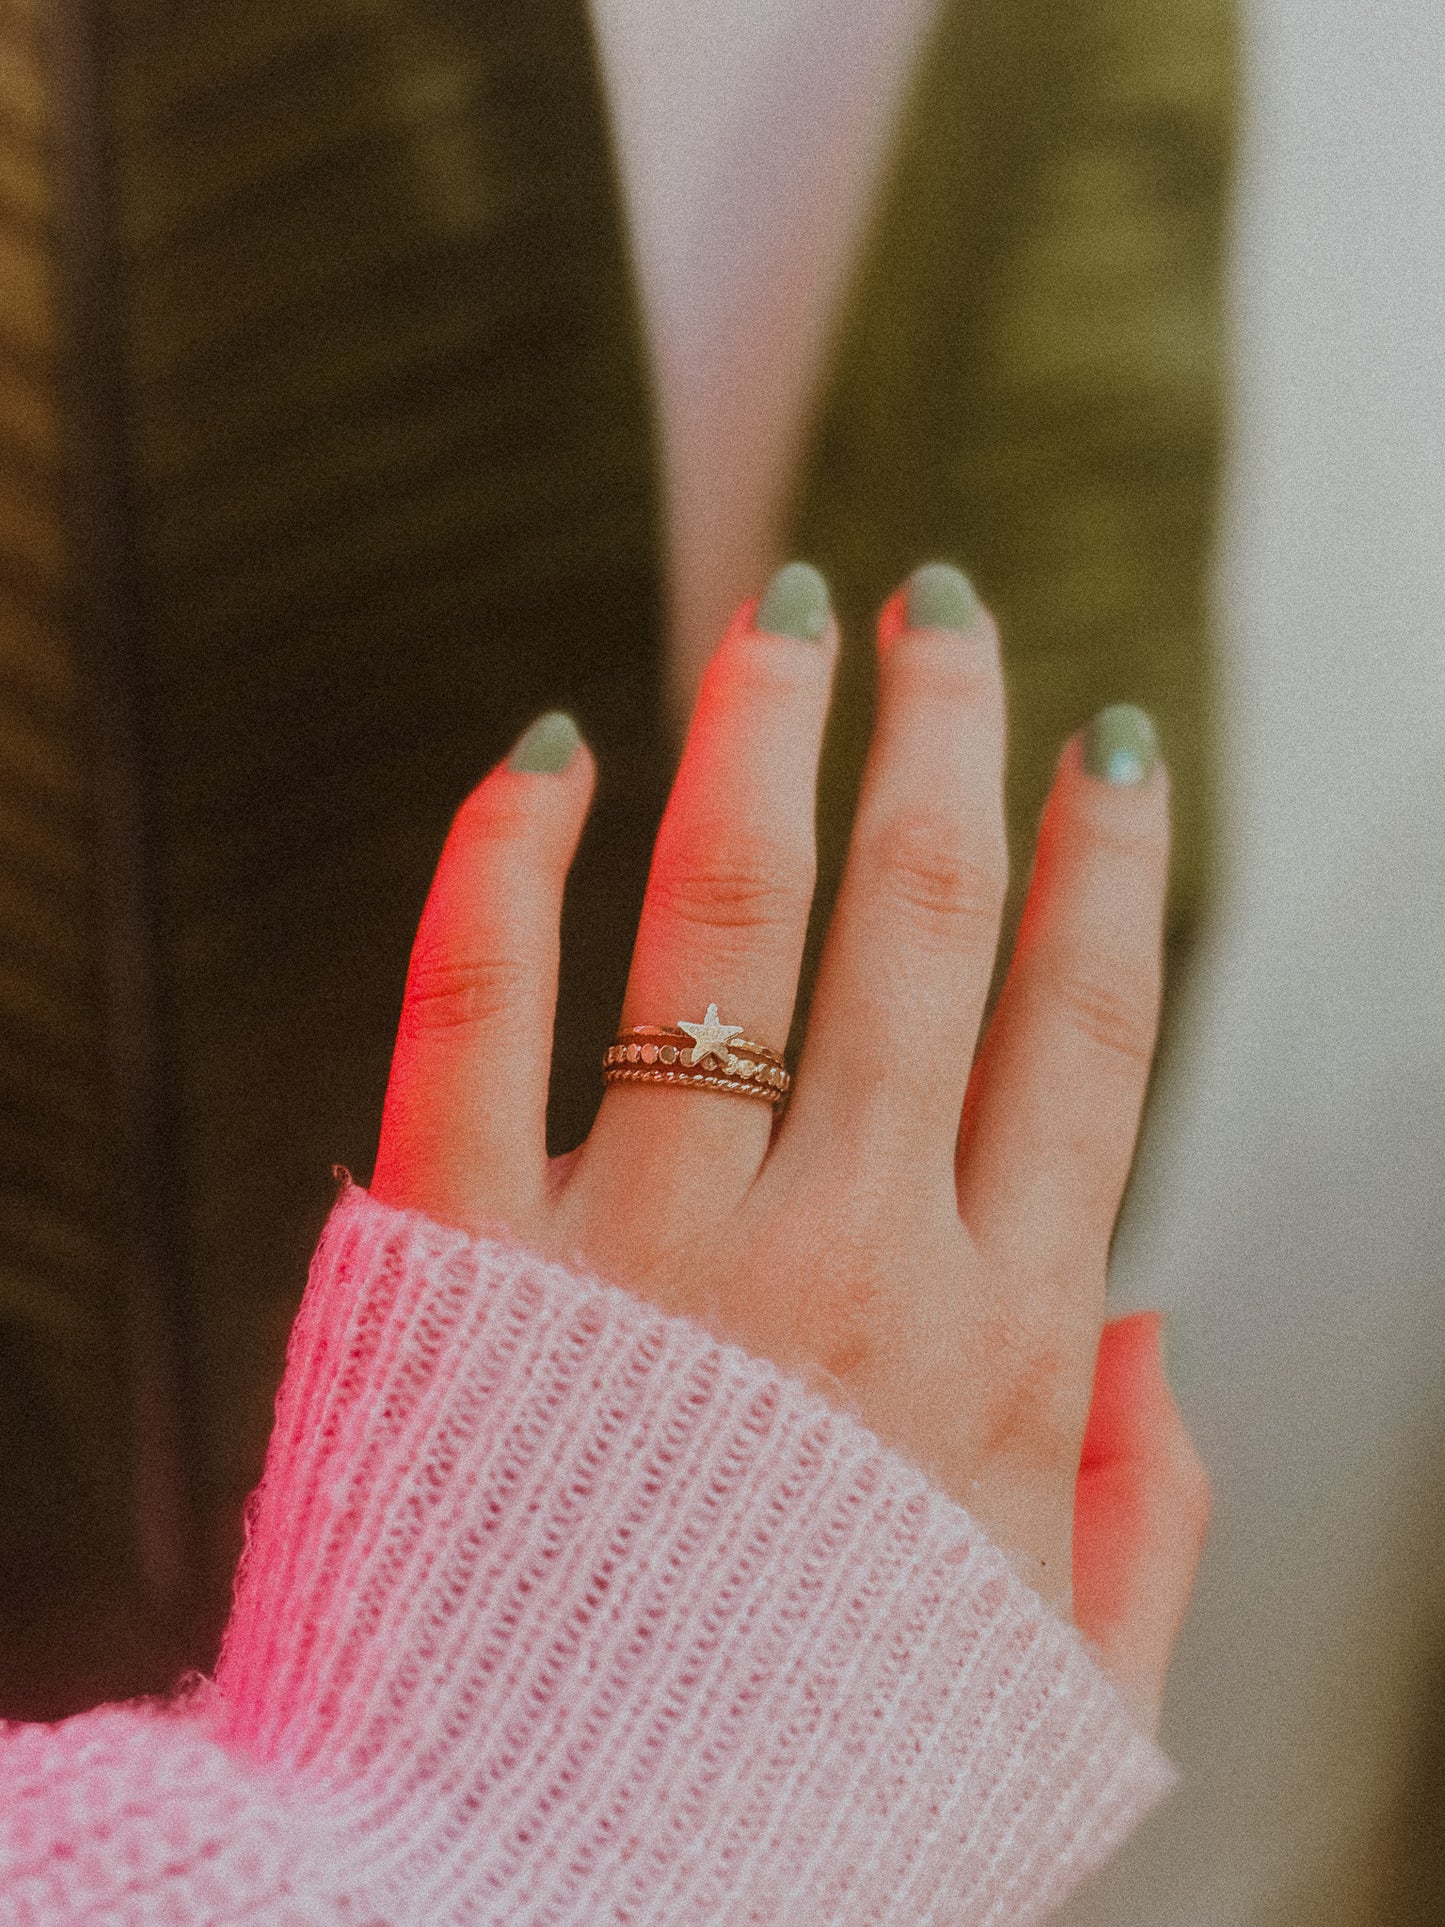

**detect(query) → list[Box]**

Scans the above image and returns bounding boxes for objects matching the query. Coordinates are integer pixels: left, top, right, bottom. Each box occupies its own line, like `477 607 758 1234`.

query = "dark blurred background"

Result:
1 0 1226 1727
11 2 1445 1922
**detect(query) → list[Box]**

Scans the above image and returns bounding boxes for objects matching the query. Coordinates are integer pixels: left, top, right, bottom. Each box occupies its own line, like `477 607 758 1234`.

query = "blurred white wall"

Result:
589 0 1445 1919
1074 0 1445 1917
587 0 937 725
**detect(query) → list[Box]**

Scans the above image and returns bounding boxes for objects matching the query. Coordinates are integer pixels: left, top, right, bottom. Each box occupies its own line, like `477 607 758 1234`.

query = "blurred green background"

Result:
1 0 1227 1723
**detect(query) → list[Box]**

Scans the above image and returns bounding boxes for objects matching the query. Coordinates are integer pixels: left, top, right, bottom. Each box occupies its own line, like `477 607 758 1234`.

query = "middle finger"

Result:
789 564 1007 1169
578 563 836 1215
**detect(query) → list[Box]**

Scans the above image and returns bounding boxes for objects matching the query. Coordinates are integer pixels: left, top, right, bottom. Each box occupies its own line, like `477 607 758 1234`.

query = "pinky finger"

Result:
958 710 1170 1287
371 712 594 1238
1072 1311 1212 1738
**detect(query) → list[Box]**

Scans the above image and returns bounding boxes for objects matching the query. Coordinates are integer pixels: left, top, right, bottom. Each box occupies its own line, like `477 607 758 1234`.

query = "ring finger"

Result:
575 562 836 1223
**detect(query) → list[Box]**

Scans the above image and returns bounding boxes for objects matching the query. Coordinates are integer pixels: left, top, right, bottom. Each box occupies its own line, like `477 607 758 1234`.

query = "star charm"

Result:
677 1003 744 1068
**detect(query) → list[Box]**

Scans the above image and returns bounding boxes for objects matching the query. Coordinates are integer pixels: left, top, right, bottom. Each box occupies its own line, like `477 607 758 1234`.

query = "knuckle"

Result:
401 949 530 1039
1074 805 1170 874
956 1301 1079 1474
785 1187 902 1384
865 807 1006 948
714 635 828 705
889 639 1001 714
650 829 814 937
1047 955 1159 1069
990 1357 1077 1471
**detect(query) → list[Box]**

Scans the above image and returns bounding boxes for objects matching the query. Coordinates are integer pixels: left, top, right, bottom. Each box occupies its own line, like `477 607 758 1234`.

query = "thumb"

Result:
1072 1310 1212 1737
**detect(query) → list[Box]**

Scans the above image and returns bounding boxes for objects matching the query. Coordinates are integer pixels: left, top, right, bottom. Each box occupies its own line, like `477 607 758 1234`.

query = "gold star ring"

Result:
603 1005 790 1109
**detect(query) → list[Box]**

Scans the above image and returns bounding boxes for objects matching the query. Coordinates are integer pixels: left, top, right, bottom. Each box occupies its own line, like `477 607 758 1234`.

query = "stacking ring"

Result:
603 1003 790 1109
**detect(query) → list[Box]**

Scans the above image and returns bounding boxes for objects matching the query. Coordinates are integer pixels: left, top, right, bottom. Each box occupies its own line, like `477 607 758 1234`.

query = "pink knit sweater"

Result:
1 1186 1172 1923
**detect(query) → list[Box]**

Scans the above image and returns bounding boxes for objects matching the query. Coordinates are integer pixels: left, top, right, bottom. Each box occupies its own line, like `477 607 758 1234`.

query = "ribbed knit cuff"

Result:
215 1185 1174 1924
1 1702 344 1925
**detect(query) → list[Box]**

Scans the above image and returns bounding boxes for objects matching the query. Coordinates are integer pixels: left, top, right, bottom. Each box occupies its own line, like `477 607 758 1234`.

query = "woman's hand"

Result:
370 561 1209 1735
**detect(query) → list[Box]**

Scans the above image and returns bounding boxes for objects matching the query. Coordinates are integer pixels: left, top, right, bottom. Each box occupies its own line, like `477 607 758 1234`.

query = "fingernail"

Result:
755 561 831 641
906 561 979 633
1083 703 1158 785
507 710 581 773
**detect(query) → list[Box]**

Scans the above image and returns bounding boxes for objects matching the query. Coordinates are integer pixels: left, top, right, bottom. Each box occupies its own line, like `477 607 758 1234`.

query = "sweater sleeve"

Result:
1 1185 1175 1924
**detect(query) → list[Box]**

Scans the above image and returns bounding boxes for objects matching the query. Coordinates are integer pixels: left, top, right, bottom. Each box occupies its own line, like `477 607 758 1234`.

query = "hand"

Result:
371 562 1209 1734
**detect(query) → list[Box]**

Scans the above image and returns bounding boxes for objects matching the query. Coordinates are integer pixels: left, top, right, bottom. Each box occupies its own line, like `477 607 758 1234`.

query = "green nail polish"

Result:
508 710 581 773
906 561 979 633
1084 704 1158 786
755 561 830 641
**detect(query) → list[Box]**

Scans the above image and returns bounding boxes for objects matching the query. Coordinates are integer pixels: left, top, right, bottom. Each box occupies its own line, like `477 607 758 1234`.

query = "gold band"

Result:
603 1004 790 1109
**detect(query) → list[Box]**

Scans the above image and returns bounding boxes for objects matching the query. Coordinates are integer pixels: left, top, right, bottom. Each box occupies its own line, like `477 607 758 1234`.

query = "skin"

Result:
371 578 1211 1739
